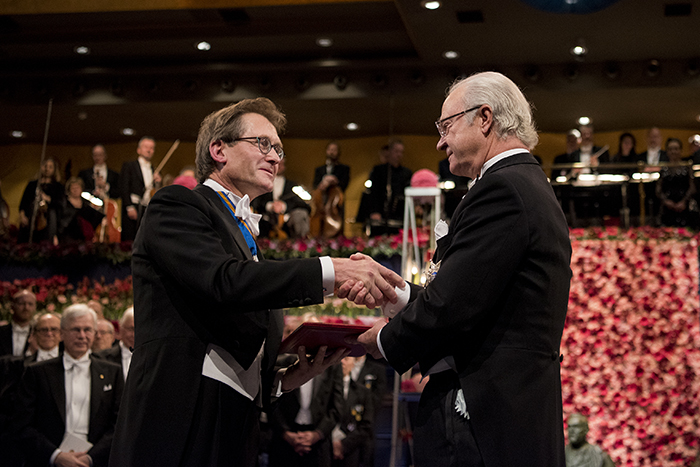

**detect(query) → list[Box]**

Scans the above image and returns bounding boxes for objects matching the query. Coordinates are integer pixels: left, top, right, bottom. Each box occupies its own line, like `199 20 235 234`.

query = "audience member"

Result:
350 355 386 467
366 139 413 236
656 138 698 228
78 145 120 201
172 165 198 190
0 290 36 357
119 137 160 242
57 177 105 243
18 157 64 244
11 304 123 467
251 158 311 239
85 300 105 320
95 308 133 381
92 319 115 352
331 357 374 467
27 313 62 363
565 413 615 467
269 364 343 467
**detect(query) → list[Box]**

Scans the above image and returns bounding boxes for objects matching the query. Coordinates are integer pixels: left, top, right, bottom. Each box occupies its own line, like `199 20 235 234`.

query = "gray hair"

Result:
447 71 539 150
195 97 286 183
61 304 98 330
119 307 134 327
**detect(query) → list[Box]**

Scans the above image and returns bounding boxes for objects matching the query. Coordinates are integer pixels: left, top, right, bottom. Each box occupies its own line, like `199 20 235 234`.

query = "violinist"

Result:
310 141 350 238
18 157 64 243
119 137 161 242
57 177 105 243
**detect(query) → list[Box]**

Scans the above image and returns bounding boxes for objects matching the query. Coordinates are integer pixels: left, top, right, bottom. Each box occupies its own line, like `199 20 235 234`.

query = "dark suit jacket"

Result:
119 158 150 241
94 345 121 367
110 184 325 467
78 167 121 199
637 149 669 164
336 371 374 467
11 355 123 467
366 163 413 221
313 163 351 192
381 153 572 466
0 324 29 358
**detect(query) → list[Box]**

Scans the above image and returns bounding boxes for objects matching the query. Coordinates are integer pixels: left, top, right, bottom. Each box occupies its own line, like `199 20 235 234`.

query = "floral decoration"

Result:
561 235 700 466
0 276 133 321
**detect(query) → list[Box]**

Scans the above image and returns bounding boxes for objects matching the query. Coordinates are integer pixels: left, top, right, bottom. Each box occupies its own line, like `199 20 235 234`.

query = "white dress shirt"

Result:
11 323 30 357
119 341 132 381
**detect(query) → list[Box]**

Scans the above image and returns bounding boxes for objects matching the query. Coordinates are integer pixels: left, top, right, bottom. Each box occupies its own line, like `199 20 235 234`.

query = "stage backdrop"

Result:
562 229 700 466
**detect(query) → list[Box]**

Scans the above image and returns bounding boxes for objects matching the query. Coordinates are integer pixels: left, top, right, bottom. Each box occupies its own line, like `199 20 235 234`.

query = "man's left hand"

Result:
282 345 349 392
357 319 387 360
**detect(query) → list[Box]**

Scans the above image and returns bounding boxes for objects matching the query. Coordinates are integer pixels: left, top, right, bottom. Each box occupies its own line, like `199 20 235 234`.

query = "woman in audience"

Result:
612 132 637 165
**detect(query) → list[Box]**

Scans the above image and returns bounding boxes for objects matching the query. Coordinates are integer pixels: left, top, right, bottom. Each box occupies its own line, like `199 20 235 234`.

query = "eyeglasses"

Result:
67 327 95 335
35 327 60 335
435 105 483 137
96 329 114 336
233 136 285 159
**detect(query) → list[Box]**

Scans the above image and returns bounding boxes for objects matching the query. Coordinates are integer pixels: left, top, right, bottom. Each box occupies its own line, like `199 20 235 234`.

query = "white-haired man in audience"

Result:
12 303 123 467
92 319 115 352
95 308 134 381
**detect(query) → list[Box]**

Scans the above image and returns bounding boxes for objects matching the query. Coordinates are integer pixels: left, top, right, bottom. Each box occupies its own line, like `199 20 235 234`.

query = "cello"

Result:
309 182 344 239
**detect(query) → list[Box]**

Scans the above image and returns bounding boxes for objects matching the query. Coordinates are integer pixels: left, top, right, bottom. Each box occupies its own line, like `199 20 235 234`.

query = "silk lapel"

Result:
49 358 66 423
89 357 102 433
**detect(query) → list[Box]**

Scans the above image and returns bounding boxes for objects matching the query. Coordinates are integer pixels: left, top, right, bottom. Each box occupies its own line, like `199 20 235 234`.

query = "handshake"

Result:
331 252 405 309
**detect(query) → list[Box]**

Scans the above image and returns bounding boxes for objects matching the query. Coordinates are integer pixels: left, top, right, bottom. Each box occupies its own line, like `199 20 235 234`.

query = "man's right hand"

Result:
55 451 91 467
332 254 403 309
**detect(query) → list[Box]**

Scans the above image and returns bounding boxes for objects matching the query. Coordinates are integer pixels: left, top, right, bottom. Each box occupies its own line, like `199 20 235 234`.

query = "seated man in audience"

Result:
0 290 37 357
92 319 115 352
251 157 311 239
95 308 134 381
86 300 105 320
565 413 615 467
11 304 123 467
332 356 373 467
27 313 62 363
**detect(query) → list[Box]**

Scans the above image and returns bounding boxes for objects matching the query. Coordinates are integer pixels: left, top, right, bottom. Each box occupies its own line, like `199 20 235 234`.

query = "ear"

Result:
478 105 494 136
209 140 227 164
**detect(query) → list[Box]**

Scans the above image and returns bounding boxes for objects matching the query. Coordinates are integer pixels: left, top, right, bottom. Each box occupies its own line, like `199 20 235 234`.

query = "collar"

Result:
64 351 91 369
479 148 529 179
94 163 107 171
204 179 262 236
12 322 30 334
138 156 151 167
37 346 60 361
119 340 132 356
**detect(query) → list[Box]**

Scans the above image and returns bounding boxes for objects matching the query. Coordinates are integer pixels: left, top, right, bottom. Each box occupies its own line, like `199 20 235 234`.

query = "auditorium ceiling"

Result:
1 0 699 145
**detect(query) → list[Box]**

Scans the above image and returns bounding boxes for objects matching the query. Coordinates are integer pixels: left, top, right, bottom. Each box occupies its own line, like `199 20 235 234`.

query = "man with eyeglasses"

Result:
110 97 404 467
28 313 62 363
358 72 572 467
91 319 115 353
11 304 123 467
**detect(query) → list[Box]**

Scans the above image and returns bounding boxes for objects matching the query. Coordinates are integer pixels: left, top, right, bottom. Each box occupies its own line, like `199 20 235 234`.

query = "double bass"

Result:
309 182 344 239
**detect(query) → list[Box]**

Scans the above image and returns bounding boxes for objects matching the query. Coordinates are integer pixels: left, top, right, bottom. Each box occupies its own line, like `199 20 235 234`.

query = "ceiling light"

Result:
443 50 459 59
421 1 441 10
74 46 90 55
11 130 25 138
577 116 591 125
121 128 135 136
316 38 333 48
345 122 359 131
196 41 211 51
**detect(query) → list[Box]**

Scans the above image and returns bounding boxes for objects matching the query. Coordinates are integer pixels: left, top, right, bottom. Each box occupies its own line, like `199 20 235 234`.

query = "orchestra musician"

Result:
18 157 64 244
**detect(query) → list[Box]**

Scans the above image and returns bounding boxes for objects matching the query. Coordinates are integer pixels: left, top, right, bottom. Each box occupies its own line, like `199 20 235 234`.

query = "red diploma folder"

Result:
279 322 371 357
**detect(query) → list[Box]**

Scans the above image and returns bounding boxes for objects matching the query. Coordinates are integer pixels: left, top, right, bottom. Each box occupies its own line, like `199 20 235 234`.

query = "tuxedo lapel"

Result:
47 358 66 423
89 359 102 430
194 186 254 261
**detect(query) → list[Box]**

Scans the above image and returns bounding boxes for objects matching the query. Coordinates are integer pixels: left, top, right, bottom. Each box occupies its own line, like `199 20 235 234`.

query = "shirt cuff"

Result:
50 449 61 466
380 281 410 318
319 256 335 296
272 367 288 398
376 328 388 361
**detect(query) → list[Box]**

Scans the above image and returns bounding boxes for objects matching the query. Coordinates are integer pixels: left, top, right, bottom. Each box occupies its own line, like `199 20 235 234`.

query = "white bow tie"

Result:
64 356 90 373
235 194 262 237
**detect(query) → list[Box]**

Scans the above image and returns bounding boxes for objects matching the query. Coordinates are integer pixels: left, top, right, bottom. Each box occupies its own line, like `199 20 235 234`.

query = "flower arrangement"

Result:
0 276 133 321
561 235 700 466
